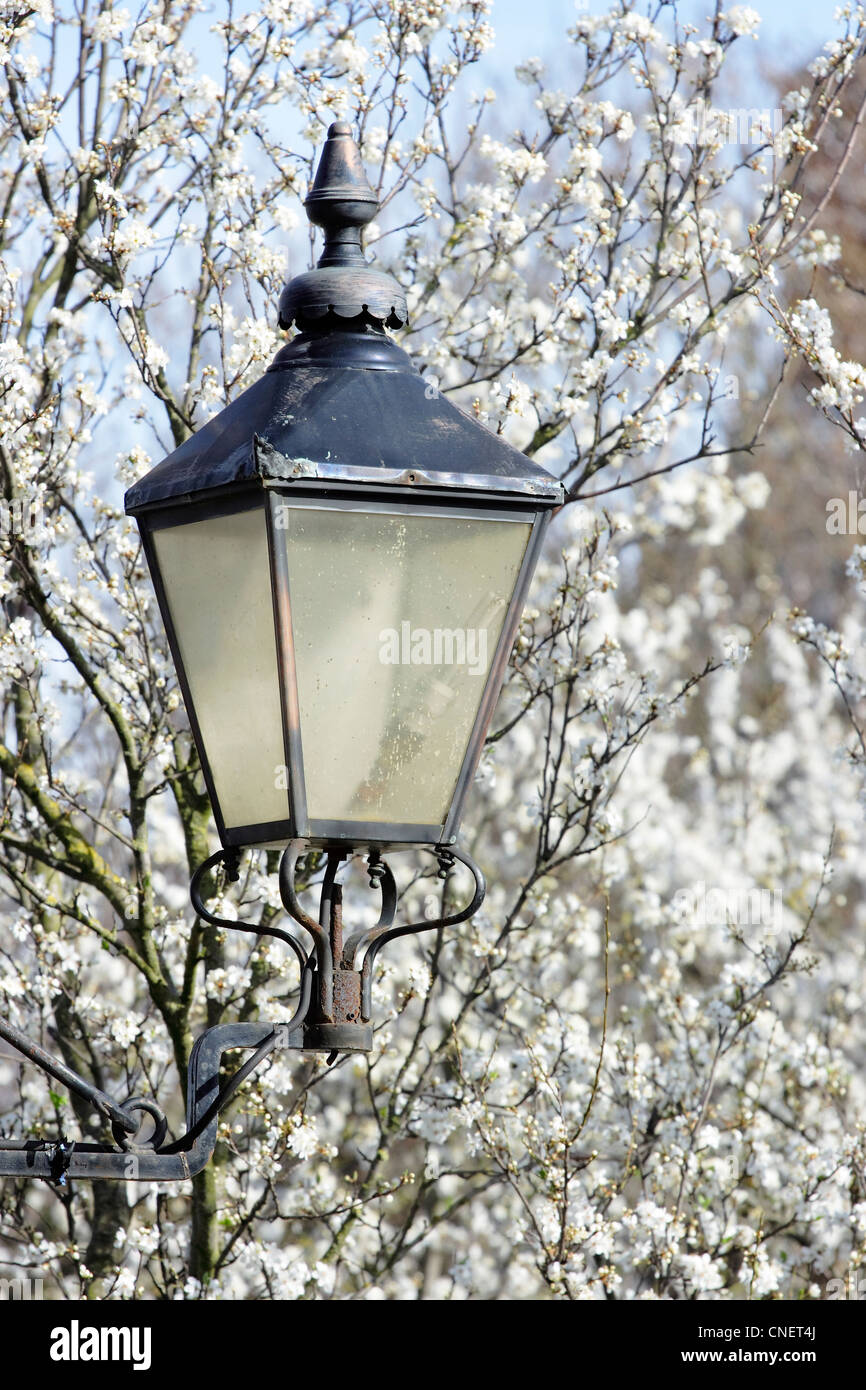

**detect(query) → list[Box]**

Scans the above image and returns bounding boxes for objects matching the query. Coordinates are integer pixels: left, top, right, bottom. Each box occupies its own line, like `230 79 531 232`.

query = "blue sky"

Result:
466 2 845 141
482 1 839 73
683 0 838 53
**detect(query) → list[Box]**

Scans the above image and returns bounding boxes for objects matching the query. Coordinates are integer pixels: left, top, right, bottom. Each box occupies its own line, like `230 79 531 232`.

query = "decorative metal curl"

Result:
341 859 398 966
191 848 309 974
350 845 486 1022
279 841 334 1018
112 1096 168 1153
278 843 485 1025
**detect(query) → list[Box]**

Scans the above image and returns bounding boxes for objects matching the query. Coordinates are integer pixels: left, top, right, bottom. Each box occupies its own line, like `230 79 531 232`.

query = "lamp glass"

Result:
151 507 287 830
275 501 532 826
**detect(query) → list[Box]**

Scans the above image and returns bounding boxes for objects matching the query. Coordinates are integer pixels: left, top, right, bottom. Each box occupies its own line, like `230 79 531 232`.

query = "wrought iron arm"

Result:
0 842 485 1180
158 962 314 1156
0 1016 138 1137
0 966 314 1181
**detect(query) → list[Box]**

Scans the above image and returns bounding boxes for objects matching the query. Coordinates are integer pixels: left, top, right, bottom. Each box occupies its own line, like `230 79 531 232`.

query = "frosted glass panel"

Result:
280 505 531 825
152 508 288 830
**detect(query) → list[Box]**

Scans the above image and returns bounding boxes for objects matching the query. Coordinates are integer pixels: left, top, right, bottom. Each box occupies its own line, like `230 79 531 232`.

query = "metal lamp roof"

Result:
125 124 563 515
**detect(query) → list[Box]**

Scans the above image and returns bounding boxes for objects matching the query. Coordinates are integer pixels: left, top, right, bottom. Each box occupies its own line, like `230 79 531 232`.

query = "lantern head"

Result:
125 122 563 855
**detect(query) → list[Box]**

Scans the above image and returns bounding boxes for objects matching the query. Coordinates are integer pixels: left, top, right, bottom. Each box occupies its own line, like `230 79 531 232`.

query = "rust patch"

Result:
332 968 362 1024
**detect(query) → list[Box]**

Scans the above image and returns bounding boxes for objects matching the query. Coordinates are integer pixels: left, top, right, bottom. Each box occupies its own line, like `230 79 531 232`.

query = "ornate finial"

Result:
278 122 408 333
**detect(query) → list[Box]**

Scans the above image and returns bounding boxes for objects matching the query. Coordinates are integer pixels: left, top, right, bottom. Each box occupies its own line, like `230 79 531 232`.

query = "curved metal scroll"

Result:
191 848 310 974
279 841 336 1019
275 842 485 1024
340 857 398 966
348 846 486 1022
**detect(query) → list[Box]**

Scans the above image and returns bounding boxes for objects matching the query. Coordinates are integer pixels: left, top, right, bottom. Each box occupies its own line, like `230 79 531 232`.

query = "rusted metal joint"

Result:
299 866 372 1052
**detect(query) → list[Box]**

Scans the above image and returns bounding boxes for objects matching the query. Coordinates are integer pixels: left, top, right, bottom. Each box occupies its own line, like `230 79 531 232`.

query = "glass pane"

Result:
277 503 532 826
151 507 288 831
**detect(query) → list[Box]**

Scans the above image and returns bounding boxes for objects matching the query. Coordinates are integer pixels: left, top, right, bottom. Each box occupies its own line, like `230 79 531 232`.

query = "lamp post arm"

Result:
158 962 314 1155
0 1015 138 1136
0 965 315 1181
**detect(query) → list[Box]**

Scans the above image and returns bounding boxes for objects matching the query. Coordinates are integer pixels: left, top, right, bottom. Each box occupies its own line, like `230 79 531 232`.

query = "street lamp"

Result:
125 122 561 857
0 123 562 1181
123 121 562 1056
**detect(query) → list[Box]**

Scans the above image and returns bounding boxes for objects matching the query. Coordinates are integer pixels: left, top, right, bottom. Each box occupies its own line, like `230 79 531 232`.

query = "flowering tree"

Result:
1 0 866 1299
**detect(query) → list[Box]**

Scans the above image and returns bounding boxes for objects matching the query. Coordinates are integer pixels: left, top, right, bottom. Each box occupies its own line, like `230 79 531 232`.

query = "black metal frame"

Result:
0 973 313 1183
0 841 484 1181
